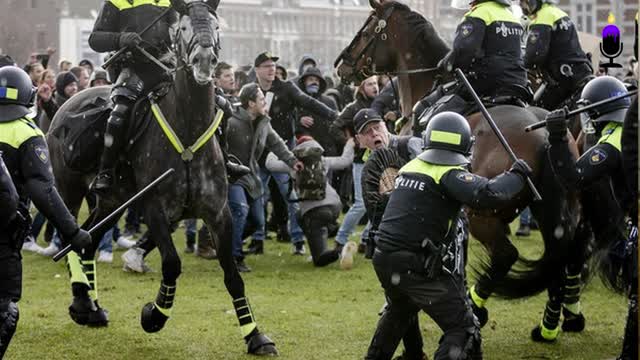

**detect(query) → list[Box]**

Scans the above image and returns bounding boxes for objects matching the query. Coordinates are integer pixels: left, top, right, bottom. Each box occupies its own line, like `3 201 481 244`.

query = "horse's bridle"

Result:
335 5 438 80
175 2 220 72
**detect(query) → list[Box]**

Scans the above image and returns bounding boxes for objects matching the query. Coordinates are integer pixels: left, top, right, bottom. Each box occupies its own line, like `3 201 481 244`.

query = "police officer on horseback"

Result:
365 111 532 360
414 0 529 126
0 66 91 357
540 76 634 352
521 0 593 110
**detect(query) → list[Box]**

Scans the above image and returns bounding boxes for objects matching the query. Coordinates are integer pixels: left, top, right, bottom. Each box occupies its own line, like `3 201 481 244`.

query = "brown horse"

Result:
336 0 581 314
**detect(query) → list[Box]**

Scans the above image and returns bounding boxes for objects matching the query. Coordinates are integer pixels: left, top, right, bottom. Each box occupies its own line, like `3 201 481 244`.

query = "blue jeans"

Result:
184 219 197 245
519 207 531 226
336 163 369 245
30 212 46 239
98 226 119 252
229 184 265 258
258 168 304 243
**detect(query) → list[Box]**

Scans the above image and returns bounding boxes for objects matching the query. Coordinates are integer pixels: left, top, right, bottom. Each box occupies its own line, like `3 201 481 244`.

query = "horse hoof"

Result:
561 309 585 332
247 332 278 356
141 302 169 333
69 297 109 327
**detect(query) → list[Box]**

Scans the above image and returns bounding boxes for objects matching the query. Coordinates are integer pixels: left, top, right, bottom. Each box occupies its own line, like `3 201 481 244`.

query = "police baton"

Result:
454 68 542 201
101 5 175 70
524 89 638 132
53 168 175 262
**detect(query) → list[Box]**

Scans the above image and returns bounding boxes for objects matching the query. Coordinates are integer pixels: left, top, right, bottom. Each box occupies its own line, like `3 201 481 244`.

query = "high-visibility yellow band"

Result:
154 302 173 317
240 322 257 338
470 285 487 308
188 109 224 154
109 0 170 11
4 88 18 100
67 251 90 286
430 130 462 145
151 101 186 155
540 321 559 340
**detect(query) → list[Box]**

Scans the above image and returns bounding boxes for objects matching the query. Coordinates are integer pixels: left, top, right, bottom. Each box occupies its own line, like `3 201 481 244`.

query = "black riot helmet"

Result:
577 76 630 133
419 111 474 165
0 66 37 122
520 0 556 16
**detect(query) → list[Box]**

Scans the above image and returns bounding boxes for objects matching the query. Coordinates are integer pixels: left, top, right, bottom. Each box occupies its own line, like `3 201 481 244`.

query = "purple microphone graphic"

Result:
600 21 623 68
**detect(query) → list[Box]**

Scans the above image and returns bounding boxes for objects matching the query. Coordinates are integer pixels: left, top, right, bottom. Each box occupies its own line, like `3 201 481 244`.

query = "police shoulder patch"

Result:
34 146 48 164
589 148 607 165
460 23 473 37
456 172 477 183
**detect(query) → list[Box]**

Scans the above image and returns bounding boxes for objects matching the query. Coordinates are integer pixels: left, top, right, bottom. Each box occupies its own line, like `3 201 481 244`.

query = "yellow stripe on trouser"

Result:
67 252 90 287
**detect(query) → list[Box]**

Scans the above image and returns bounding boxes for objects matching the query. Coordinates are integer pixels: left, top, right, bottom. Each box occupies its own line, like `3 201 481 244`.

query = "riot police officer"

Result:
521 0 593 110
0 66 91 357
416 0 528 123
537 76 632 344
365 111 532 360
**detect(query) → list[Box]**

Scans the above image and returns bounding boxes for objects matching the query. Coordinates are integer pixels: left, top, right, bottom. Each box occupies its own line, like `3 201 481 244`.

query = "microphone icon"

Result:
600 22 623 68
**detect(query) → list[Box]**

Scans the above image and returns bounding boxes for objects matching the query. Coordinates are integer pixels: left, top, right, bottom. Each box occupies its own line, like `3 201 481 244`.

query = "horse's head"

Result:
335 0 448 85
175 0 221 85
334 0 399 85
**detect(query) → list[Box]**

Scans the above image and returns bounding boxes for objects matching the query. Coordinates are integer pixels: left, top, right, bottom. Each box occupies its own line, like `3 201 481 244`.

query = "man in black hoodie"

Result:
296 66 338 156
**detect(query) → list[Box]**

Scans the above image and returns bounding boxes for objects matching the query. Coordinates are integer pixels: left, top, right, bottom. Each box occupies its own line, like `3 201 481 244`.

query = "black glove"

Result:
69 229 92 254
545 107 568 137
119 32 143 49
171 0 188 15
215 94 233 116
509 159 533 178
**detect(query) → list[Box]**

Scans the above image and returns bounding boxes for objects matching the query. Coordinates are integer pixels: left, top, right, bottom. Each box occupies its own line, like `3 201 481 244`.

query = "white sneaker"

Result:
39 242 61 257
339 241 358 270
97 250 113 263
115 236 136 250
121 247 148 273
22 239 44 253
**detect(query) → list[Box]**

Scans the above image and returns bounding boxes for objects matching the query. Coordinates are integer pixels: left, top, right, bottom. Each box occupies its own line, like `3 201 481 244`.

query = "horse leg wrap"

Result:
561 270 585 332
67 251 90 288
468 285 489 328
141 281 174 333
532 301 560 342
233 297 257 339
82 260 98 301
0 299 19 359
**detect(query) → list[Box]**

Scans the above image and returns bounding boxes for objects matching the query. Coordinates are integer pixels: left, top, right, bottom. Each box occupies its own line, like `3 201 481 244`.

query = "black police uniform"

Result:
524 3 593 110
365 112 529 360
0 66 90 357
540 77 632 344
416 0 528 126
89 0 179 189
0 156 18 229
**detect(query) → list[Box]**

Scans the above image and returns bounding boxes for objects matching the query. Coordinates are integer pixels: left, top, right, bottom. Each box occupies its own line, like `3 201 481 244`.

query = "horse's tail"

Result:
478 145 577 299
582 179 634 295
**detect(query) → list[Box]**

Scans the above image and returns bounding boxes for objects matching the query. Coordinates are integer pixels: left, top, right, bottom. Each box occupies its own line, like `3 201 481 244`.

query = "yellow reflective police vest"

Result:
465 1 520 26
529 3 568 27
597 122 622 152
0 117 45 149
109 0 171 11
399 158 464 185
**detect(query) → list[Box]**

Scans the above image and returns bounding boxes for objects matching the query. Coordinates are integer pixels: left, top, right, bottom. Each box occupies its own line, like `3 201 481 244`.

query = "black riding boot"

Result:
93 103 130 193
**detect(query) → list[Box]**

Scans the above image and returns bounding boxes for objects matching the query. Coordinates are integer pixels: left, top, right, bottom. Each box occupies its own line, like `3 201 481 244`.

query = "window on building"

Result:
574 1 595 34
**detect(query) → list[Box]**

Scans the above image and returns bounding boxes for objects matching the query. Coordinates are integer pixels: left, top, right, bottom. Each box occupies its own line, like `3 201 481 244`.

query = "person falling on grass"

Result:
266 135 357 268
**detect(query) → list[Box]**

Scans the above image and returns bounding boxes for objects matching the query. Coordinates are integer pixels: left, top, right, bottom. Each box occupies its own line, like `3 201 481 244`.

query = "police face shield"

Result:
451 0 471 10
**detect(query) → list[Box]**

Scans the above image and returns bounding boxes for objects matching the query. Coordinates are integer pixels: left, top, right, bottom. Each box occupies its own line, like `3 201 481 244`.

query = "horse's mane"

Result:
381 1 451 65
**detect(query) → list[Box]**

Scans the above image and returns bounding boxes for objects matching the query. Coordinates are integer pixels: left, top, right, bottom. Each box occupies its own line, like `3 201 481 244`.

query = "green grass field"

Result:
8 221 627 360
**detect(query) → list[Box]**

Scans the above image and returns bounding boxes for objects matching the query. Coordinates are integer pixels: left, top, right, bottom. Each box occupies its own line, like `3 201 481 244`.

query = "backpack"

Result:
292 146 326 201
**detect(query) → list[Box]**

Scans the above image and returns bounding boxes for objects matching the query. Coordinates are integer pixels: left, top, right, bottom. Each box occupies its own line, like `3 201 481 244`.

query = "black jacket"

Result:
89 1 178 61
0 117 79 242
376 158 525 253
261 77 337 143
371 78 400 131
524 4 591 85
446 1 527 94
0 155 18 229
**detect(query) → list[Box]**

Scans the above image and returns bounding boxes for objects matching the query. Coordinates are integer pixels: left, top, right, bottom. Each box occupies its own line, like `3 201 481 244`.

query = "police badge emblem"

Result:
589 148 607 164
460 23 473 37
34 146 48 164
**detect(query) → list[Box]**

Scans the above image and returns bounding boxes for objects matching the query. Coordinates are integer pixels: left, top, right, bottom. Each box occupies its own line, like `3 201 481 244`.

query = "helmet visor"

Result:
451 0 471 10
577 102 596 134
